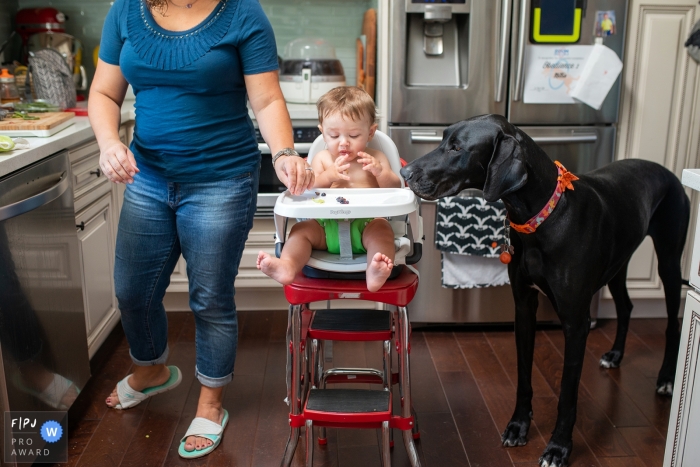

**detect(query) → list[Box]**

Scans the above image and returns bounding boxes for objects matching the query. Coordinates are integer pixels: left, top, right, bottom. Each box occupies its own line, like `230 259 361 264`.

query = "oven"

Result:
254 126 321 218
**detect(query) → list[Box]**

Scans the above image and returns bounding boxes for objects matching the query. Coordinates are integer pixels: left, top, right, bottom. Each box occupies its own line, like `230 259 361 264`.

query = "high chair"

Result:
274 131 423 467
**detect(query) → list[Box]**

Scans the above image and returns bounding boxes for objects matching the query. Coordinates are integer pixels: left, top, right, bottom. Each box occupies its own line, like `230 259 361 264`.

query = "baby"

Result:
257 86 401 292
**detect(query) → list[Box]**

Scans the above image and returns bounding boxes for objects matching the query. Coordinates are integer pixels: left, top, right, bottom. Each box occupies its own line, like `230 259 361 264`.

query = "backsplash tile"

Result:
13 0 377 89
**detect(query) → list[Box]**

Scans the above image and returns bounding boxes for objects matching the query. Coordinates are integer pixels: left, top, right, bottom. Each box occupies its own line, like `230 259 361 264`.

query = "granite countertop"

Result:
682 169 700 191
0 102 136 178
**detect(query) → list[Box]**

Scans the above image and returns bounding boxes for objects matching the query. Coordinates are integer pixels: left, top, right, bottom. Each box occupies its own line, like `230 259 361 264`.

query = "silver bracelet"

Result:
272 148 301 167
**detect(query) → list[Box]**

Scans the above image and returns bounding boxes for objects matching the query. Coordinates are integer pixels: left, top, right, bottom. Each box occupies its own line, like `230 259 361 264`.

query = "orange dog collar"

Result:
509 161 579 234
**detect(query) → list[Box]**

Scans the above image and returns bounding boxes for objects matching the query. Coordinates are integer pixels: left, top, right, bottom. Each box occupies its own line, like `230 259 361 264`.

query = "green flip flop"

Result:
178 409 229 459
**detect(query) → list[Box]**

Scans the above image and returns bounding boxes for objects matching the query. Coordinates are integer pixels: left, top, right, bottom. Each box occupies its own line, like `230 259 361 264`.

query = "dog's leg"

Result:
600 262 633 369
648 188 687 396
540 300 591 467
652 240 683 396
501 274 538 448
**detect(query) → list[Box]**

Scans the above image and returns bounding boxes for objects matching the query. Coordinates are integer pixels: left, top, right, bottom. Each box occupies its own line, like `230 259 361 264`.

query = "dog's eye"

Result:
450 147 461 152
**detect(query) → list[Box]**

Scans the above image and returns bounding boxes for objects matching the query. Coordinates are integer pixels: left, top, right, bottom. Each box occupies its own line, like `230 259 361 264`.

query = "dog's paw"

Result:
600 350 623 369
501 418 530 447
656 381 673 396
539 439 572 467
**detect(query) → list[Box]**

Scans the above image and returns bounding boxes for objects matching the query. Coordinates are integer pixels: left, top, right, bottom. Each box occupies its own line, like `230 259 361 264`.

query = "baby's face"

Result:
318 113 377 160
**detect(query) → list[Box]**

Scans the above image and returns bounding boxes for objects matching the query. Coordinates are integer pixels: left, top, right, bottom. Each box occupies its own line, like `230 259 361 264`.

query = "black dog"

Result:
400 114 690 467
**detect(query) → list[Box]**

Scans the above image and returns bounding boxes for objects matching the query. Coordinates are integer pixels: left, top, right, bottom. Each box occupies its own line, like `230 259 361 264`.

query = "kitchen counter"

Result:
1 99 318 179
0 103 135 179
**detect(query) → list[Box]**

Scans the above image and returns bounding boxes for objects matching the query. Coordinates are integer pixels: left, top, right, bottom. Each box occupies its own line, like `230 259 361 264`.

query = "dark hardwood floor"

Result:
46 311 673 467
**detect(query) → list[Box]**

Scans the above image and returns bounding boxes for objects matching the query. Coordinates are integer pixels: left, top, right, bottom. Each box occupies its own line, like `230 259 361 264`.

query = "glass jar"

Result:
0 69 21 104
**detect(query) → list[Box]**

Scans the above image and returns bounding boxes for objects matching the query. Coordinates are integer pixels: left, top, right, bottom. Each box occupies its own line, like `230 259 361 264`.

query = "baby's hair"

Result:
317 86 377 126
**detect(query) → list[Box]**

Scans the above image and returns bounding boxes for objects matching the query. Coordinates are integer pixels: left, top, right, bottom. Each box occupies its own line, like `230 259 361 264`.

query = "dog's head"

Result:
400 114 527 202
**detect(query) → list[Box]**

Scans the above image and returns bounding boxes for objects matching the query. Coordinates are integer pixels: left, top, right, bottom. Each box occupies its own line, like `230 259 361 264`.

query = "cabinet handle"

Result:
90 168 102 177
76 221 85 231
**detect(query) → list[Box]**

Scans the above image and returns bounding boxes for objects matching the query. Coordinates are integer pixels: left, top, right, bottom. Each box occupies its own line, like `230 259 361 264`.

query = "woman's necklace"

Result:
170 0 200 8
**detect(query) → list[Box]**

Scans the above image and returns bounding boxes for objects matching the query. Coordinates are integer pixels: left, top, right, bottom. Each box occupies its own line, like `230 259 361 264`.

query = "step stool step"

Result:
306 388 390 414
309 309 391 341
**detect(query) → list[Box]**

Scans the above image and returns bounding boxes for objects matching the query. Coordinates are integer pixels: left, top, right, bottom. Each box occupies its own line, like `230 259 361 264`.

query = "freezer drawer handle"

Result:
0 171 70 222
531 134 598 144
410 132 443 143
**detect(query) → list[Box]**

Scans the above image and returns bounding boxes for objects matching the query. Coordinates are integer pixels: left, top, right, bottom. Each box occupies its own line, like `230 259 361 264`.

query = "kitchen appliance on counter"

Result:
16 8 87 91
388 0 627 323
279 38 345 105
0 151 91 464
27 32 88 91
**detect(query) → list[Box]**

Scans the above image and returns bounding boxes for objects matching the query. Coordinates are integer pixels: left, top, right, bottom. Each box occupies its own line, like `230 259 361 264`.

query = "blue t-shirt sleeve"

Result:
236 0 279 75
99 0 126 66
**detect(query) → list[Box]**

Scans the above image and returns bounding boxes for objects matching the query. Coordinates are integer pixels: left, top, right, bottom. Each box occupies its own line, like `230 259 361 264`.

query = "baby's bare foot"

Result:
367 252 393 292
257 251 296 285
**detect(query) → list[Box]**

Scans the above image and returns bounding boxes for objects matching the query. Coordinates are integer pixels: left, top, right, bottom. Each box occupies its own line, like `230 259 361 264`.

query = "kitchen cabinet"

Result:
664 179 700 465
615 0 700 300
69 127 126 358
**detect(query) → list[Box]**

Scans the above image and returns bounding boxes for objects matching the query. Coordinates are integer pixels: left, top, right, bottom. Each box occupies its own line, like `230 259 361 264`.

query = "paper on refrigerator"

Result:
523 45 593 104
570 43 623 110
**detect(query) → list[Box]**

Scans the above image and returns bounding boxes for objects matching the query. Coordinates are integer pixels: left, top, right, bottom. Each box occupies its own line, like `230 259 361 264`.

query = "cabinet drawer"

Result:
689 204 700 290
70 140 108 201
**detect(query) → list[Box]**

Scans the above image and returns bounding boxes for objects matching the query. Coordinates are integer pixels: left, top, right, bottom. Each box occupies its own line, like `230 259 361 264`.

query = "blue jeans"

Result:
114 164 258 388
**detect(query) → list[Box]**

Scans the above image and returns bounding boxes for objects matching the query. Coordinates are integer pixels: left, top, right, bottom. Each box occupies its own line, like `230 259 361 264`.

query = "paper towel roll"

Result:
570 43 623 110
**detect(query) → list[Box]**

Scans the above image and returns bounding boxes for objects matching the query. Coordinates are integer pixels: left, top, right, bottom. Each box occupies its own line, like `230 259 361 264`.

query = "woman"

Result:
89 0 313 458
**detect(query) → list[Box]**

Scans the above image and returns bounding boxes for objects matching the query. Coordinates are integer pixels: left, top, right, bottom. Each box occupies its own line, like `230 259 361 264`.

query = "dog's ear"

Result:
482 133 527 202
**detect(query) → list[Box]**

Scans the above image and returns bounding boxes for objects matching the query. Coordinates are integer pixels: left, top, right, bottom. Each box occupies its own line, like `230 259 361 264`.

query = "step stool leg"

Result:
411 406 420 439
311 339 319 388
281 304 304 467
398 306 421 467
381 421 391 467
280 427 300 467
318 366 327 444
305 420 314 467
383 340 391 390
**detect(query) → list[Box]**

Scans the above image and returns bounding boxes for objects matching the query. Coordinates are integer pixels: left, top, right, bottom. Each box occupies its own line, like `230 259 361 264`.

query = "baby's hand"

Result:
357 151 382 178
330 154 351 182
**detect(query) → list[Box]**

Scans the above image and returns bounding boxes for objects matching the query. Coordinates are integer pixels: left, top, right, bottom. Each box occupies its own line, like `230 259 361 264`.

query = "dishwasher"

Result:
0 151 90 463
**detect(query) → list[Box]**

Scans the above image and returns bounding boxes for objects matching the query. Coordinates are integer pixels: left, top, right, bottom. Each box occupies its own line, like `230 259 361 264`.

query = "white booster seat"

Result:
273 130 423 277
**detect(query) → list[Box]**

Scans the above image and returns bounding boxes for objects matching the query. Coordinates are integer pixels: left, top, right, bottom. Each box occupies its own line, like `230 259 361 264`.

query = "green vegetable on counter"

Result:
10 112 40 120
0 135 15 152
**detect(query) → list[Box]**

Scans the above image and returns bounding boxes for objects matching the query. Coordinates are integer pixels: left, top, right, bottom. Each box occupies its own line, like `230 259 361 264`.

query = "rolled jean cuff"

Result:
129 345 169 366
195 365 232 388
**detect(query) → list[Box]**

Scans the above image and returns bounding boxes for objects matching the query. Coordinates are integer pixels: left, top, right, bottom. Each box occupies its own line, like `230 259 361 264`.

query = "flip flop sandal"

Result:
178 409 229 459
112 365 182 410
13 372 80 410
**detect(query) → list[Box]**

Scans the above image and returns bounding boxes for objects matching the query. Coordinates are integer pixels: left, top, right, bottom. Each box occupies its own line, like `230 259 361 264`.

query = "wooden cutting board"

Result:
362 8 377 100
0 112 75 137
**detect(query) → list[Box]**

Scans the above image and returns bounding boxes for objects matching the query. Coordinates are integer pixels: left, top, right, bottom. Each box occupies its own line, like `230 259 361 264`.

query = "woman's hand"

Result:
99 139 139 184
275 156 315 195
357 151 383 178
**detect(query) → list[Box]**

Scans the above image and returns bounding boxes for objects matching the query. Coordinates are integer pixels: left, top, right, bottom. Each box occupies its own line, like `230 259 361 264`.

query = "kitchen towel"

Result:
570 43 623 110
436 196 509 288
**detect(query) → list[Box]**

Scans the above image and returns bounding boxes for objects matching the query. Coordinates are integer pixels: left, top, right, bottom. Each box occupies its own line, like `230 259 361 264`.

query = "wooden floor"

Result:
47 311 674 467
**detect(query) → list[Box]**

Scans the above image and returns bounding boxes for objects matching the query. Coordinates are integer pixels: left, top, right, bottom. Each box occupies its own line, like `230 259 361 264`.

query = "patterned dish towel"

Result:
436 196 510 288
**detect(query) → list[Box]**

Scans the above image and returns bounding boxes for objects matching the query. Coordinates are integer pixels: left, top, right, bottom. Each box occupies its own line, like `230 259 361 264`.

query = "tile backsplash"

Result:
12 0 377 89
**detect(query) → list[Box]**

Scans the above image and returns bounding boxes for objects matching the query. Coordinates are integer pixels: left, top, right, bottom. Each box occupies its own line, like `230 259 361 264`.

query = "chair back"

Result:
307 130 404 186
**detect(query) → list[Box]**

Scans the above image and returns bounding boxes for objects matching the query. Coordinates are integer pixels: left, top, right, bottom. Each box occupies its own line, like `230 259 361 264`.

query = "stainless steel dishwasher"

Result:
0 151 90 460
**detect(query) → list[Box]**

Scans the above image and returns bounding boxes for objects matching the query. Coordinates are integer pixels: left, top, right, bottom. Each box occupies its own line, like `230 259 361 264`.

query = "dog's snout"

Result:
400 166 414 181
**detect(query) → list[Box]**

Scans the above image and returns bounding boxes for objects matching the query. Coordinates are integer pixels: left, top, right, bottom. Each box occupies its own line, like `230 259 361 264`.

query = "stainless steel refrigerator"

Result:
387 0 628 323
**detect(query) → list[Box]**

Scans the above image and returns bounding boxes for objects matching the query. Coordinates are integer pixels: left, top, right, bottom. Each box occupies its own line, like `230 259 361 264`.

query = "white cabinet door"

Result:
613 0 700 299
76 190 120 358
665 289 700 466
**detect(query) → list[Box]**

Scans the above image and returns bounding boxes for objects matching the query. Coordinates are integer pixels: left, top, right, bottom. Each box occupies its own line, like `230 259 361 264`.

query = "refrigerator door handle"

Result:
531 134 598 144
410 131 444 144
496 0 512 102
513 0 530 102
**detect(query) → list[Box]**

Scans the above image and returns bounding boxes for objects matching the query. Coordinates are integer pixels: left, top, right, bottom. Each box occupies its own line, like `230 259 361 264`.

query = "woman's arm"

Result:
245 71 313 195
88 59 137 184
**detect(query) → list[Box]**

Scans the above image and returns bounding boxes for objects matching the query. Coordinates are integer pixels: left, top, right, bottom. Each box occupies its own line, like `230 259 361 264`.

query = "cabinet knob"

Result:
90 168 102 177
76 221 85 231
